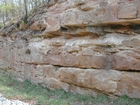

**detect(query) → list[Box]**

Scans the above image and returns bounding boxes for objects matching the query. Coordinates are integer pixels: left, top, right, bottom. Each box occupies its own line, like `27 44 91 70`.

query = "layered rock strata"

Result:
0 0 140 98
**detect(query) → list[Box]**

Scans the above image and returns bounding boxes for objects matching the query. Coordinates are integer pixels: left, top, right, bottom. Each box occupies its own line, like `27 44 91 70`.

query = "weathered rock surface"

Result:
0 0 140 98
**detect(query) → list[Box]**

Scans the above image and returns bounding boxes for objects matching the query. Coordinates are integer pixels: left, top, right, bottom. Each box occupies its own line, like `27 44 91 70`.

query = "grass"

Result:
0 23 4 28
0 73 140 105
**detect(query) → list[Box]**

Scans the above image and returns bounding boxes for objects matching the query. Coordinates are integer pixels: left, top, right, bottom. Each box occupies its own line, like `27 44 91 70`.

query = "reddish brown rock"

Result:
30 20 47 31
43 16 60 37
117 72 140 98
58 68 120 94
43 78 69 91
112 51 140 70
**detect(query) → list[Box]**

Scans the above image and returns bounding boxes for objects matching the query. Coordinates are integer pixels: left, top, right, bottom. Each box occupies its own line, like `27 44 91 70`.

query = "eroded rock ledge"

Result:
0 0 140 98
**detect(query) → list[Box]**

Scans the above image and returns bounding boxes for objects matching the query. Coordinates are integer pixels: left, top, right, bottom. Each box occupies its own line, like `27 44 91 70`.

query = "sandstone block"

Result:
30 20 47 31
43 77 70 91
58 68 120 94
43 16 60 37
118 3 137 19
112 51 140 70
117 72 140 98
80 4 94 11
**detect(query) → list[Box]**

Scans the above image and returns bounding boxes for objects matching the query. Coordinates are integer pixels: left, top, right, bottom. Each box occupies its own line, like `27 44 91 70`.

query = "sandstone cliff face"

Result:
0 0 140 98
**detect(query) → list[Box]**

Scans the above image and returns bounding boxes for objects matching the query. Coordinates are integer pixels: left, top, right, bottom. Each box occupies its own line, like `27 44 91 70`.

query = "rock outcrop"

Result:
0 0 140 98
